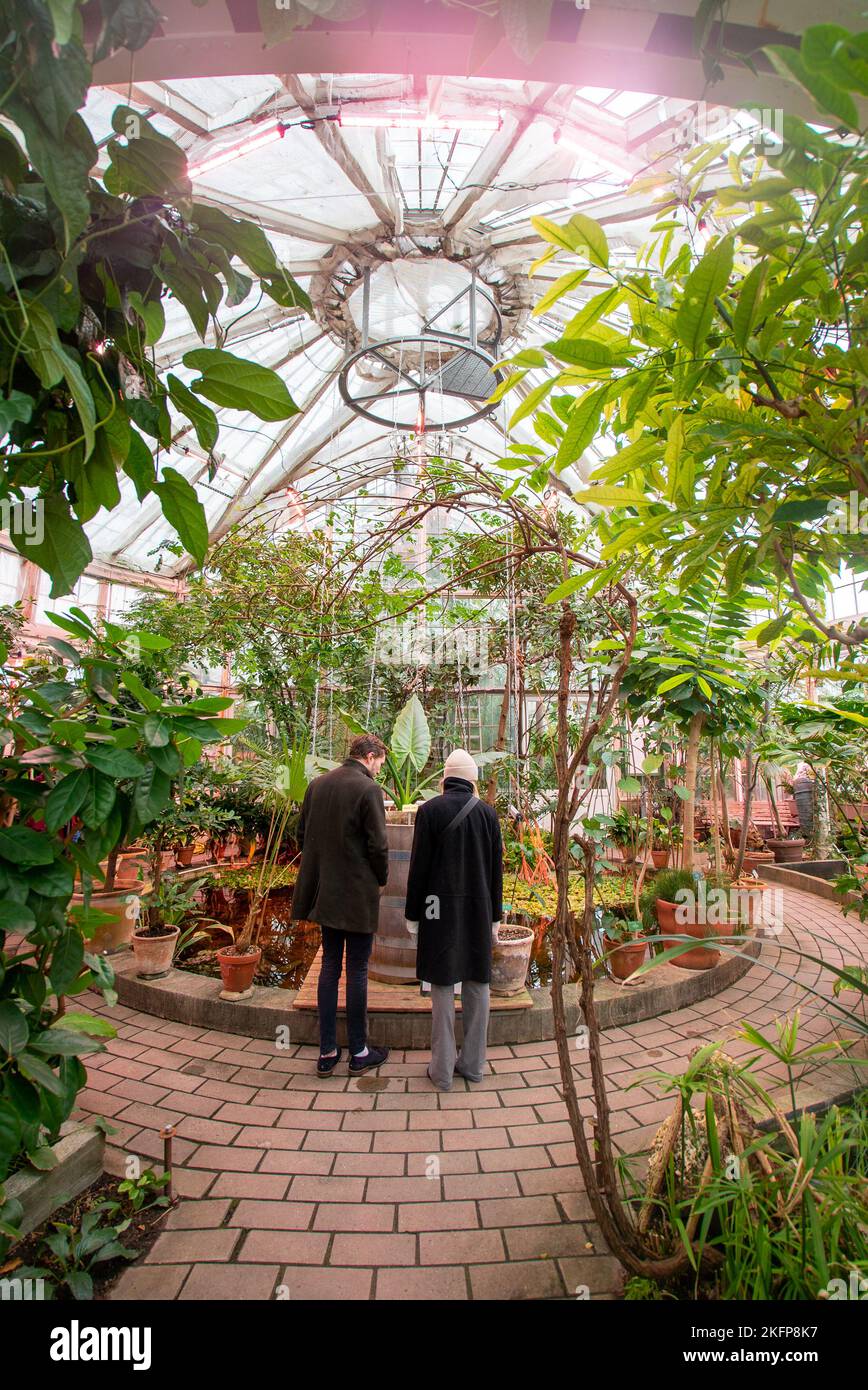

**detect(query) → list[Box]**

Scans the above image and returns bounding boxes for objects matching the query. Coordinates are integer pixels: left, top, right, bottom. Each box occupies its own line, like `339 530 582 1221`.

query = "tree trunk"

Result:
486 665 511 805
733 741 754 879
811 772 834 859
681 711 704 872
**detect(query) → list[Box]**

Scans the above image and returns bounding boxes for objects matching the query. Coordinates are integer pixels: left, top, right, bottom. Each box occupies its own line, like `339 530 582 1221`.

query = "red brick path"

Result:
71 884 865 1300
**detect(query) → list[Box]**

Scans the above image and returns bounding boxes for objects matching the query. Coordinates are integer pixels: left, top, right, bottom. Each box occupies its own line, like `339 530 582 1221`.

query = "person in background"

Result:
404 749 503 1091
293 733 391 1078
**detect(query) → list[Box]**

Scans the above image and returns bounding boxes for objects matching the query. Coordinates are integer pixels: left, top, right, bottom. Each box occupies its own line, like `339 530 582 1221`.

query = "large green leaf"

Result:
0 1003 30 1057
153 467 208 565
49 929 85 996
103 107 192 200
554 385 609 472
766 44 859 128
390 695 431 773
0 825 57 867
43 770 89 833
20 301 96 458
532 213 609 269
674 237 734 358
545 338 613 369
183 349 300 422
167 374 219 453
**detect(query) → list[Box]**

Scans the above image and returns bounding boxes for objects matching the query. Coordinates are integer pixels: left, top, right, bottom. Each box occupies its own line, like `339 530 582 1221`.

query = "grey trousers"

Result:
429 980 490 1091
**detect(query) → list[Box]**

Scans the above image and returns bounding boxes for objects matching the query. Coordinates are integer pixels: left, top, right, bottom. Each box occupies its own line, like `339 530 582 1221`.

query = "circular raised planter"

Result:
111 931 762 1048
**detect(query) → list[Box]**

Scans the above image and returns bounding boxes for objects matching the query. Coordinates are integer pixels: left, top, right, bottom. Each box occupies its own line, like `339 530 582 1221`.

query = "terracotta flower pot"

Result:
728 879 769 927
491 925 534 996
216 945 261 996
654 898 720 970
131 926 179 978
768 838 806 864
650 848 671 870
741 849 775 873
605 935 647 980
70 889 144 954
114 852 149 887
175 846 195 867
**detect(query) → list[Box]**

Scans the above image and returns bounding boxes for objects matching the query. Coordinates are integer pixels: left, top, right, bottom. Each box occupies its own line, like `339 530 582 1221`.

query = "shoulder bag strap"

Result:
441 795 479 836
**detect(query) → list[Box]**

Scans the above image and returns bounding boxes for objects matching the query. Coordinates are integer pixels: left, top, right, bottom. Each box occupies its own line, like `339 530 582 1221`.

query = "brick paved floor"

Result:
71 884 865 1301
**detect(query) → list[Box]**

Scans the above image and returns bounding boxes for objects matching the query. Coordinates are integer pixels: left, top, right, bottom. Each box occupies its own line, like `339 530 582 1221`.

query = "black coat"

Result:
404 777 503 986
293 758 389 934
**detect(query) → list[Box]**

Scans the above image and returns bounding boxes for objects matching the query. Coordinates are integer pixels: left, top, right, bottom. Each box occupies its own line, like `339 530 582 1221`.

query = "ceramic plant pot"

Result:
654 899 720 970
650 848 671 870
216 946 261 996
741 850 775 873
605 935 647 981
491 925 534 996
768 838 806 864
131 926 179 979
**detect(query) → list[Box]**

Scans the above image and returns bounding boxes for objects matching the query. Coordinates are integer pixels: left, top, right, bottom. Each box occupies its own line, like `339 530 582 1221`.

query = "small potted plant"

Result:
131 876 211 978
640 868 721 970
608 807 636 867
601 910 647 980
648 810 682 870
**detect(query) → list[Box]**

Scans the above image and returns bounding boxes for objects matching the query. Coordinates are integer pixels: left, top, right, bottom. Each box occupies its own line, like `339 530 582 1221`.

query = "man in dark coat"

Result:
403 749 503 1091
294 734 391 1077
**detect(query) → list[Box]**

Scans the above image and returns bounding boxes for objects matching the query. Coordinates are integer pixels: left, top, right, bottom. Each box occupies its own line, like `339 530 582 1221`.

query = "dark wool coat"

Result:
293 758 389 934
404 777 504 986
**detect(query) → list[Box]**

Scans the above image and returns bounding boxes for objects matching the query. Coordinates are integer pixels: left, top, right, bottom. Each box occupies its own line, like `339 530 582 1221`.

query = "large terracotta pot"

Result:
605 935 647 981
370 810 418 984
742 849 774 873
70 889 143 954
216 946 261 996
114 851 149 887
768 838 806 864
728 880 769 927
491 924 534 996
654 898 720 970
131 926 179 978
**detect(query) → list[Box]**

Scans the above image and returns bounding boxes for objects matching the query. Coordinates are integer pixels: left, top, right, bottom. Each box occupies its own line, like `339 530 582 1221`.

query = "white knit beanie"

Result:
444 748 479 784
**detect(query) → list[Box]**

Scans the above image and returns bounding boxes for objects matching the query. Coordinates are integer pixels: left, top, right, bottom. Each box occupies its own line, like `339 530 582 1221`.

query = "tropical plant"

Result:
0 0 309 599
495 21 867 672
15 1206 136 1300
0 605 243 1243
622 1042 868 1300
639 867 698 934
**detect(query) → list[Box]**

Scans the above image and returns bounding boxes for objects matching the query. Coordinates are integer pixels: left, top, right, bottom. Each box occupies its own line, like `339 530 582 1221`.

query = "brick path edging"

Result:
111 933 761 1045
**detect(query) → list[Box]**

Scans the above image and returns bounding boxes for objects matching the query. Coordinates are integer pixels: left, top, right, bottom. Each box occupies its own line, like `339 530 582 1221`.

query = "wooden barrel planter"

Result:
369 810 418 984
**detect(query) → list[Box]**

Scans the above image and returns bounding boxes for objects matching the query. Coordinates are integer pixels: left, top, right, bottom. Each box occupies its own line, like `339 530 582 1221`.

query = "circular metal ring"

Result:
338 332 503 432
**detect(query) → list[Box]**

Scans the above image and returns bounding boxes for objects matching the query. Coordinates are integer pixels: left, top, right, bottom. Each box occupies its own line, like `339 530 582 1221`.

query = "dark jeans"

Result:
317 926 374 1056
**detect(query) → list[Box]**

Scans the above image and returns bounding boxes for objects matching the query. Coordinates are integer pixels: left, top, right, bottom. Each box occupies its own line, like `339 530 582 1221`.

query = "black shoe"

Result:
317 1047 342 1077
349 1045 390 1074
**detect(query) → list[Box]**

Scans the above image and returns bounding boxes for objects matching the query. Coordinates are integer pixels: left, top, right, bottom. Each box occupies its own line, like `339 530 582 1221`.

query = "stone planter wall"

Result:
6 1124 105 1244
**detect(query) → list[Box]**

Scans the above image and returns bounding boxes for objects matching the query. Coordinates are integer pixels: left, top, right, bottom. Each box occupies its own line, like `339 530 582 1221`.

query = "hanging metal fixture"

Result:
338 267 504 432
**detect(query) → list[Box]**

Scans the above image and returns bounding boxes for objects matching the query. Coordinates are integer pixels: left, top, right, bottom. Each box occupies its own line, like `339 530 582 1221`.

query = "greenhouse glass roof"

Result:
78 73 774 576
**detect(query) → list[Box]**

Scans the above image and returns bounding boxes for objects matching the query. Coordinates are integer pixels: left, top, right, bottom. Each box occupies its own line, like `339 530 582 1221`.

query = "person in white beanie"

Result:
404 749 503 1091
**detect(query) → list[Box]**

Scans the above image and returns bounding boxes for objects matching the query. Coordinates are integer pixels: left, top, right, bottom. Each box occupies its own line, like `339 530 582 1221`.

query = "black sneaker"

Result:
349 1045 390 1074
317 1047 342 1077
